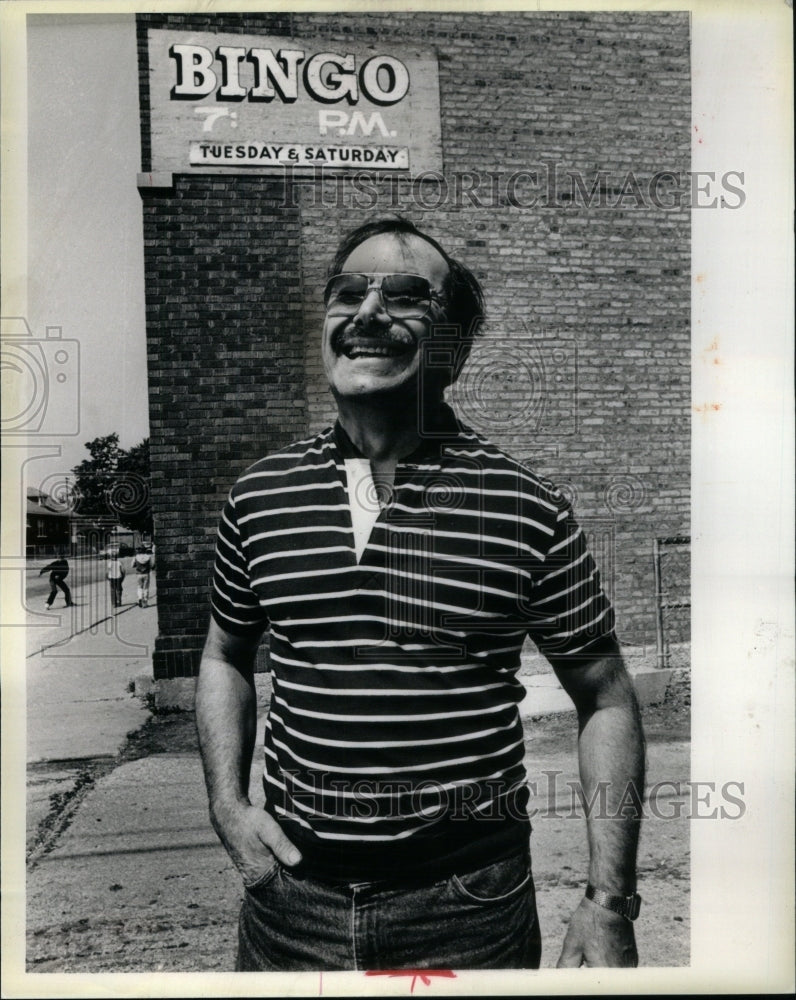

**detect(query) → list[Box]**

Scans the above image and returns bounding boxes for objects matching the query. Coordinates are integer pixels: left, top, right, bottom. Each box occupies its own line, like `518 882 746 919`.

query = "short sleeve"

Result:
525 498 616 664
210 490 268 637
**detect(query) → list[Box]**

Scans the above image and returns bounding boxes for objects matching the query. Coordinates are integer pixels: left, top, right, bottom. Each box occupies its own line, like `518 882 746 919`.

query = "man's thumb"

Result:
259 813 302 867
556 934 583 968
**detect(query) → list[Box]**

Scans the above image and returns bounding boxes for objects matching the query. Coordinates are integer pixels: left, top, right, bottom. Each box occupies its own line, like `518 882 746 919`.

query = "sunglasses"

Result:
324 272 446 320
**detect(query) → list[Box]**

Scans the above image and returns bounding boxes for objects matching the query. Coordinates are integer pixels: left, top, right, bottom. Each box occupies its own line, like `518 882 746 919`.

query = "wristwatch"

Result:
585 884 642 921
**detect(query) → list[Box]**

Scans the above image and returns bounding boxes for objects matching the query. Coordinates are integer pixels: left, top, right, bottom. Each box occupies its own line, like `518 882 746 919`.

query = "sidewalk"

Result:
21 609 691 975
25 589 159 855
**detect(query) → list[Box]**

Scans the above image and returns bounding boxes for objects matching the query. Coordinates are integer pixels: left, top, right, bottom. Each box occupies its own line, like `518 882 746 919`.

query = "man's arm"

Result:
195 618 301 883
550 644 645 967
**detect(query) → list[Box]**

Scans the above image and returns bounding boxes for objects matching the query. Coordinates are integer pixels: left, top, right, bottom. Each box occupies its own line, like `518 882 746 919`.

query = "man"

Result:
197 218 645 971
39 554 73 608
132 545 154 608
106 549 125 609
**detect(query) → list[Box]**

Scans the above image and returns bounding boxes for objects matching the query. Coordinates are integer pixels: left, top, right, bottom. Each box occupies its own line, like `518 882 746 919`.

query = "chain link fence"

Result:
653 536 690 669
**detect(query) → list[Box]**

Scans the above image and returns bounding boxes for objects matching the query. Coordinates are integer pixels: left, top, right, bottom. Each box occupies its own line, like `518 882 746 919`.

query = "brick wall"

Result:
139 172 305 676
137 11 690 677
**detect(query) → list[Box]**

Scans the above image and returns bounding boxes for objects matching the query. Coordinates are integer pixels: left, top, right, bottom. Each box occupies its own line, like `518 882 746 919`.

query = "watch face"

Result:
623 894 642 920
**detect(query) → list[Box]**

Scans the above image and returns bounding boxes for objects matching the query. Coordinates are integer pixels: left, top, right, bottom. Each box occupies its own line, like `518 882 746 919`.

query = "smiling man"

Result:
196 217 645 971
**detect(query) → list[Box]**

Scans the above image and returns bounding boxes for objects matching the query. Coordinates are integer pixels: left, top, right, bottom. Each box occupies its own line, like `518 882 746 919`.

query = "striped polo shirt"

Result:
211 406 616 880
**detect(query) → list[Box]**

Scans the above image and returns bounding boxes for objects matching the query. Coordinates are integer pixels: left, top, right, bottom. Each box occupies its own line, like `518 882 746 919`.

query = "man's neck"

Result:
334 391 444 471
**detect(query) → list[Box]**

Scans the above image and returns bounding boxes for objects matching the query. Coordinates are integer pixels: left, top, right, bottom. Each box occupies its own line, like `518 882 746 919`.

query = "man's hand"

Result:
557 896 638 968
210 799 302 886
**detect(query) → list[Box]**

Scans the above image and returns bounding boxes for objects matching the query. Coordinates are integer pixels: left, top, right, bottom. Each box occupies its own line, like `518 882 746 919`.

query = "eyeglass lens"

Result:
325 273 433 318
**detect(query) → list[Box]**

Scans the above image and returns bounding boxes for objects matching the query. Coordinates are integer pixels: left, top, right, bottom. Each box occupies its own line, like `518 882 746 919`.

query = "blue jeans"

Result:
236 847 541 971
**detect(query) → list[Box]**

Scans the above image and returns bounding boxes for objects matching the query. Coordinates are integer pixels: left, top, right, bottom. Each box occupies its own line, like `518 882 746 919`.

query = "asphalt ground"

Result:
25 556 113 605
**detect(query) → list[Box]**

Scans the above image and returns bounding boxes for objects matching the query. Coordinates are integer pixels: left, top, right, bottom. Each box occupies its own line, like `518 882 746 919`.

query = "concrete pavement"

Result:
25 582 158 857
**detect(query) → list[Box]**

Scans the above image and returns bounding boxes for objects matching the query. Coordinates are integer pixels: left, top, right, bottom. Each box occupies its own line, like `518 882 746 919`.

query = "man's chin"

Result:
329 365 421 403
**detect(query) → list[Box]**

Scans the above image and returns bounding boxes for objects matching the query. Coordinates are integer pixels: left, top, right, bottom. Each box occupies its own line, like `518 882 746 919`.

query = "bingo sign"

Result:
147 29 442 175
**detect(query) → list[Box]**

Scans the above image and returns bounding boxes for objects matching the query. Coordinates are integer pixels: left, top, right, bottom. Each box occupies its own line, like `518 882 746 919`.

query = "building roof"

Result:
26 487 71 515
26 499 70 519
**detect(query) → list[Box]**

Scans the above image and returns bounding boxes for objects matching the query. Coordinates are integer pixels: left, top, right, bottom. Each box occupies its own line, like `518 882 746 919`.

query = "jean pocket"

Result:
451 852 531 905
242 857 280 891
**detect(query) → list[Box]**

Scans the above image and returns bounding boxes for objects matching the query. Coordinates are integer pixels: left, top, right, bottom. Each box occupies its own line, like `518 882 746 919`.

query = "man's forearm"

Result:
552 649 646 893
576 661 645 894
552 651 644 967
195 647 258 821
195 622 301 878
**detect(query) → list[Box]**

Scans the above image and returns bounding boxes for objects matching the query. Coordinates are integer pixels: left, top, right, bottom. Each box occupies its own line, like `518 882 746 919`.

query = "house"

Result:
26 487 148 557
25 488 71 557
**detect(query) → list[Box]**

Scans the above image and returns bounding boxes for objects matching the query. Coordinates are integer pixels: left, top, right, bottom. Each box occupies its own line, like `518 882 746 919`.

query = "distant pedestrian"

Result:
132 545 154 608
106 551 125 609
39 556 73 608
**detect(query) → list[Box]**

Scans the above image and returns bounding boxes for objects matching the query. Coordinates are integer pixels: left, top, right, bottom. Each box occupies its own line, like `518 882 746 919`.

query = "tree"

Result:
71 434 153 535
70 433 123 516
117 438 153 534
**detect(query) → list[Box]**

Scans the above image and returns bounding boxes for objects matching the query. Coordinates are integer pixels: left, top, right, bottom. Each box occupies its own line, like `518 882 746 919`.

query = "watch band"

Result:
585 884 642 921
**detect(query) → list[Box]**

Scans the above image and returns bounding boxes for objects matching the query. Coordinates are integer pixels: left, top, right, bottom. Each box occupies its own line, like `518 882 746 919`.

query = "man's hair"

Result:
327 217 485 380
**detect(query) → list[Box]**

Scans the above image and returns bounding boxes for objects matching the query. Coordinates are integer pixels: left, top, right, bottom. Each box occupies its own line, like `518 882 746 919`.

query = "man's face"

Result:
322 233 450 403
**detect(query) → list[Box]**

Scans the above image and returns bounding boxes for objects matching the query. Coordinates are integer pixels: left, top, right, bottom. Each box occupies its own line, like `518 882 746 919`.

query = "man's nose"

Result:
352 287 392 330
